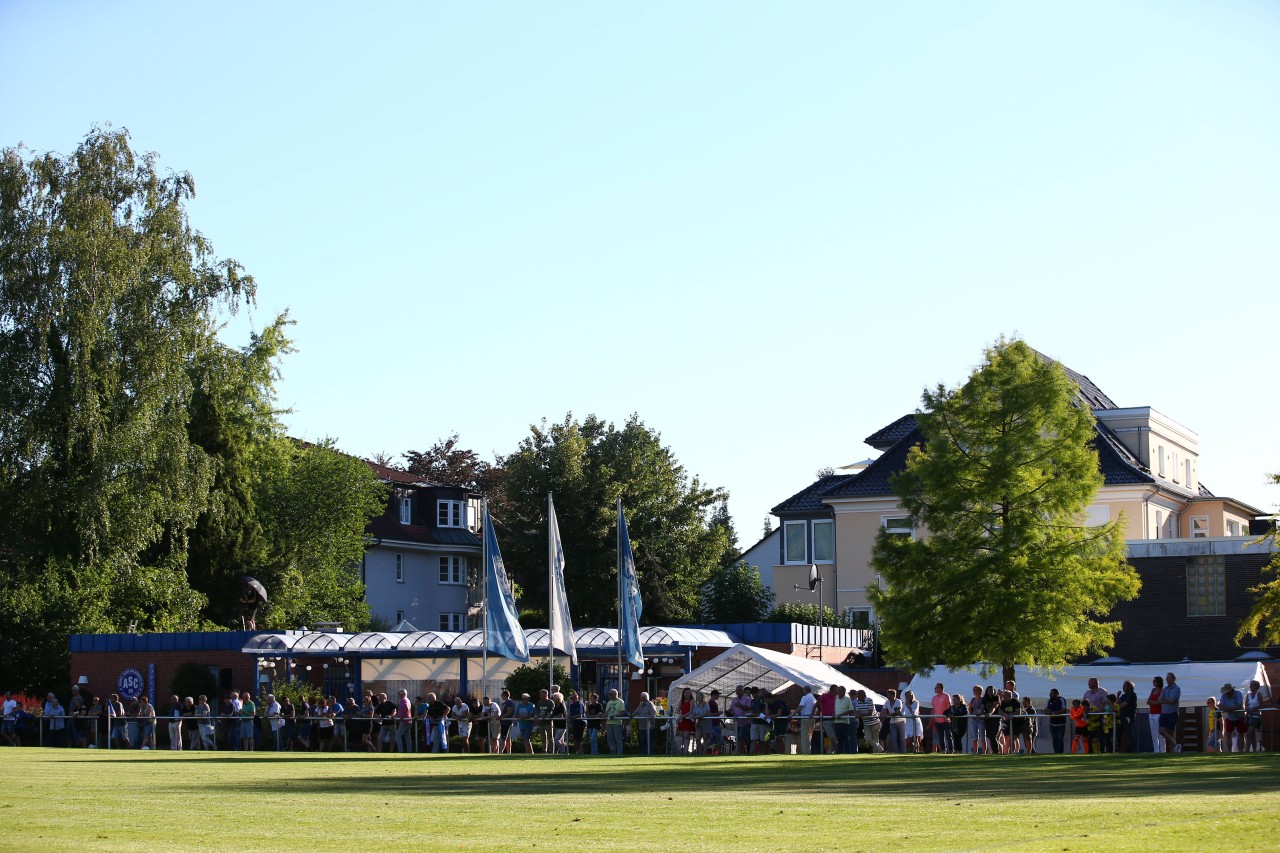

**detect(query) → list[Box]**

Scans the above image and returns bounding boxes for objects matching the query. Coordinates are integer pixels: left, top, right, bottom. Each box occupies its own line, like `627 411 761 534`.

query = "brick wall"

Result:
68 650 256 704
1108 553 1277 662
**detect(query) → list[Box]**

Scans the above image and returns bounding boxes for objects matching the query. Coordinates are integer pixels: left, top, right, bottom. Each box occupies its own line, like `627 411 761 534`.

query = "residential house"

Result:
768 353 1273 659
361 460 483 631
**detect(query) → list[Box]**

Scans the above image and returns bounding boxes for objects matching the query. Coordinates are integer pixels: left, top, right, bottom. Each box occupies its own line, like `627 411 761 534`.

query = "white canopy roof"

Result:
902 661 1271 704
669 643 887 704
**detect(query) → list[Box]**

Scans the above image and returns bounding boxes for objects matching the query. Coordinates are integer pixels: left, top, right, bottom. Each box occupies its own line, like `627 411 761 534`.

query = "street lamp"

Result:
793 564 824 662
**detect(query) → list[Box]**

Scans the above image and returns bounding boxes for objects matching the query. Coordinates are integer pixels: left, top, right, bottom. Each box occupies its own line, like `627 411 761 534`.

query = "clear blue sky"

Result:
4 1 1278 542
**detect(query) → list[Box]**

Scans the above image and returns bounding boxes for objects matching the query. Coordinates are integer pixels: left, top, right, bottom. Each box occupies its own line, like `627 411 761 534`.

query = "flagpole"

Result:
547 492 555 717
617 498 625 708
481 498 489 706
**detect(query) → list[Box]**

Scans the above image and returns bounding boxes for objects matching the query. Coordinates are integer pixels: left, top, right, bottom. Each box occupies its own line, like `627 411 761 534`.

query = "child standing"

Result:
1205 696 1221 753
1070 699 1089 754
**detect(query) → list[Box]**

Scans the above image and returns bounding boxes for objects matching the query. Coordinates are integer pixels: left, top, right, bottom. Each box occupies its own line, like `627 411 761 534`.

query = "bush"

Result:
504 660 569 699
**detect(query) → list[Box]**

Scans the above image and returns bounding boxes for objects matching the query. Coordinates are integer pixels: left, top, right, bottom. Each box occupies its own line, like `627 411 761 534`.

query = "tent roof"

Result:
670 643 887 703
902 661 1271 704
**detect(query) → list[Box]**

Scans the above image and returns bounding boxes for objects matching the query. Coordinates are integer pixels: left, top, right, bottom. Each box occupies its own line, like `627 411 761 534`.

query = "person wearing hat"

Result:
1218 682 1246 753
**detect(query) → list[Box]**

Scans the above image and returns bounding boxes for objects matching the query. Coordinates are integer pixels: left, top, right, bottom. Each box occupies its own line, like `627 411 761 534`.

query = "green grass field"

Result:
1 749 1277 851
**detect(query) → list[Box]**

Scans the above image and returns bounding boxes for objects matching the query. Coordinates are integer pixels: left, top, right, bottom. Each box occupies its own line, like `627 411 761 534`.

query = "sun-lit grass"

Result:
0 748 1277 851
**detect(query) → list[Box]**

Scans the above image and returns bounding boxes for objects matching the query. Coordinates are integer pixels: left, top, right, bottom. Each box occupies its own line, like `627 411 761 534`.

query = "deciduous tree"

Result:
1237 472 1280 648
701 562 773 623
869 339 1138 680
499 413 732 626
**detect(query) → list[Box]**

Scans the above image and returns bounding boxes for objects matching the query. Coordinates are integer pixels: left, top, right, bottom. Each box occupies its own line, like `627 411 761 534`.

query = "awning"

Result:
669 643 887 703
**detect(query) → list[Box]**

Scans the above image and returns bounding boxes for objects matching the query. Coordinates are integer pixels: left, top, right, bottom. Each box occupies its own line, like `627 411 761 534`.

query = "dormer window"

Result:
399 496 412 525
438 500 465 528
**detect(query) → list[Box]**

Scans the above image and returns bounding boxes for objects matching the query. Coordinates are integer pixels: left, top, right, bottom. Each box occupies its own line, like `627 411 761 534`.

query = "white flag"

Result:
548 494 577 664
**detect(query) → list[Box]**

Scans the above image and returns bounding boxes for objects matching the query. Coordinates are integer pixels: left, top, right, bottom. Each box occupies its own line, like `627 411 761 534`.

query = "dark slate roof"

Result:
1198 482 1215 497
863 414 918 451
1091 420 1154 486
771 474 854 515
363 458 438 486
821 429 923 499
1031 349 1118 410
367 513 481 549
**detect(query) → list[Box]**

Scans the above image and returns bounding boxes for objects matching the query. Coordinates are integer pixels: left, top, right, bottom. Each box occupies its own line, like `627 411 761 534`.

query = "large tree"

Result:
1237 471 1280 648
0 128 383 689
701 562 773 623
869 339 1139 680
404 432 508 519
499 413 733 626
0 128 254 686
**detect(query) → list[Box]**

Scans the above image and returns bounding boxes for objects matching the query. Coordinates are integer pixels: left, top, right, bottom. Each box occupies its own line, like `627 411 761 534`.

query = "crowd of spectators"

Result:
7 673 1271 755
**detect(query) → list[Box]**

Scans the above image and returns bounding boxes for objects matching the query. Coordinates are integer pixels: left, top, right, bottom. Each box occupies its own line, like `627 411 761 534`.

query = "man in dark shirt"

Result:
425 692 450 752
375 692 397 752
1117 681 1138 752
998 690 1024 754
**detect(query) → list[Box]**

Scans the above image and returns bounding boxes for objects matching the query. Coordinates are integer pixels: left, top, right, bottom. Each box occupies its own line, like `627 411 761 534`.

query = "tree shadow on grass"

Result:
124 754 1280 800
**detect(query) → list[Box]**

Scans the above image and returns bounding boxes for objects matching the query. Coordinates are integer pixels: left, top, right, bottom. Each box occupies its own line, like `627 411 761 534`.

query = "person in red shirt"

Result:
930 683 953 753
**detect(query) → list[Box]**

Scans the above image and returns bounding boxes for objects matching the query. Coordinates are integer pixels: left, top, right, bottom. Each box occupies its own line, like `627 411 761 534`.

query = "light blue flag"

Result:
485 509 529 662
618 500 644 669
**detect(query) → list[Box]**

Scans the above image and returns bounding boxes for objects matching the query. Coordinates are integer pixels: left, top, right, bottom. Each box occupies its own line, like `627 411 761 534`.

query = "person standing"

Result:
1218 682 1246 753
394 689 413 753
426 692 451 753
137 694 156 749
797 687 816 755
1244 680 1270 753
831 686 853 755
264 694 282 751
499 689 516 754
44 693 66 748
109 694 130 749
585 693 604 755
1146 676 1165 753
566 692 586 754
930 683 953 753
634 691 658 755
1117 681 1138 752
882 689 906 754
452 696 473 753
1 691 18 747
1043 688 1067 754
604 688 627 755
239 691 256 752
166 694 184 751
195 695 215 750
947 693 968 754
1159 672 1182 753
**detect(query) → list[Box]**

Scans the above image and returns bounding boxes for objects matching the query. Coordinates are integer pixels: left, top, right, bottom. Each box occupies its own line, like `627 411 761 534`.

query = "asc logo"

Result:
118 668 144 700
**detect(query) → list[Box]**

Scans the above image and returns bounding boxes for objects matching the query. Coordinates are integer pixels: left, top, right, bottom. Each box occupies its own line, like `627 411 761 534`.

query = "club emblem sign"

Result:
118 668 145 700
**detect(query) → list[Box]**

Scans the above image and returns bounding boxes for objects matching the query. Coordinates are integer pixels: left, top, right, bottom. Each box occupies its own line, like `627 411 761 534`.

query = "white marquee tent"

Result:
903 660 1271 704
670 643 887 703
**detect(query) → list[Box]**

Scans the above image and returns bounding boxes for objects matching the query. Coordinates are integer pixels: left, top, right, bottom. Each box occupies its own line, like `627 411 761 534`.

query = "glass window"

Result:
395 554 403 583
813 520 834 563
437 500 463 527
845 607 872 629
883 516 913 538
783 521 807 563
1190 516 1209 538
395 610 404 623
439 612 464 631
1187 556 1225 617
439 556 465 584
399 496 412 525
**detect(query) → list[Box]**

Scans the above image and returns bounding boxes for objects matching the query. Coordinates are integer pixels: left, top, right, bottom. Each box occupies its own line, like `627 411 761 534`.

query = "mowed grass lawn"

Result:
1 749 1278 851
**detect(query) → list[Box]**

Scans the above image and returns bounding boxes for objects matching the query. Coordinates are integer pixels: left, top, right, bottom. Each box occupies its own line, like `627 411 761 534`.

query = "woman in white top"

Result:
452 697 473 753
881 688 907 753
903 690 923 753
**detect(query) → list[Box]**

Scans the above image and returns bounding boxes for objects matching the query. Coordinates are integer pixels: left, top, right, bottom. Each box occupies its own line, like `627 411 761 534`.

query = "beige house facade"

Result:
768 357 1265 623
